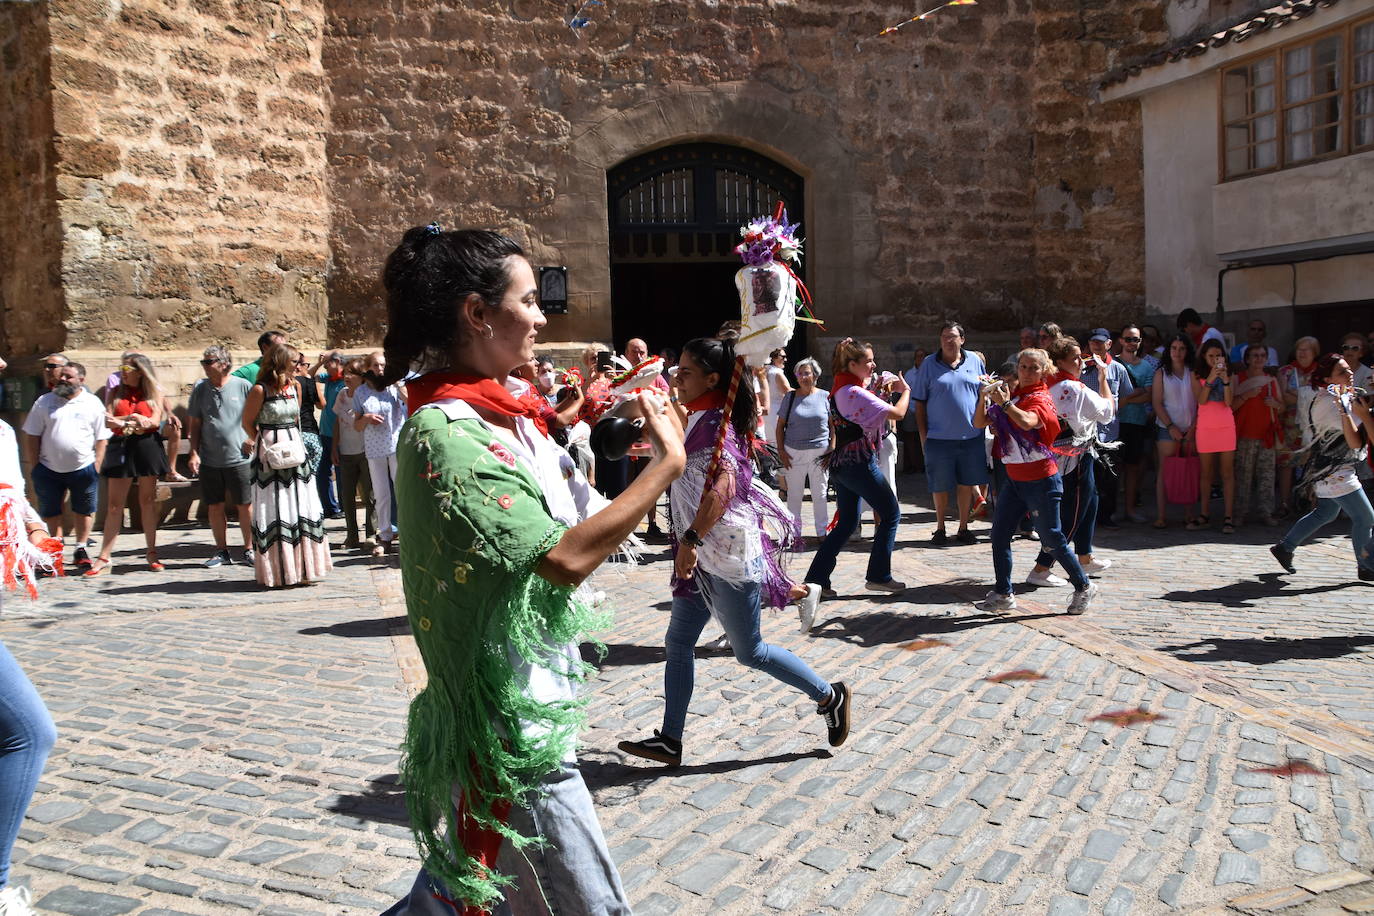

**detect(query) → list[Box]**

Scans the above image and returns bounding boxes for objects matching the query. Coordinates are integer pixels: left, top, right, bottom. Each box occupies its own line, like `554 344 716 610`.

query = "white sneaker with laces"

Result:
1026 569 1068 587
0 886 36 916
1067 582 1099 615
980 591 1017 611
1080 557 1113 576
797 583 821 633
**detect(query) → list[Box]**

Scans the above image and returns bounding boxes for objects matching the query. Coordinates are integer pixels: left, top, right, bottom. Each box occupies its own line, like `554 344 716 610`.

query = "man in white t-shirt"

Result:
21 362 111 570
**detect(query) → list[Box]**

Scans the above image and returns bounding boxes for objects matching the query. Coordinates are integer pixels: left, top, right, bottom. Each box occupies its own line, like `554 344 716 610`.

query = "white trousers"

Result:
780 445 830 537
367 453 399 542
860 435 898 516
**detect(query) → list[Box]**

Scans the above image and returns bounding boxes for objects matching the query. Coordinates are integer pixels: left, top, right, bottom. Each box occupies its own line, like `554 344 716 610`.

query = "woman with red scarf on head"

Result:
379 226 684 916
974 348 1100 616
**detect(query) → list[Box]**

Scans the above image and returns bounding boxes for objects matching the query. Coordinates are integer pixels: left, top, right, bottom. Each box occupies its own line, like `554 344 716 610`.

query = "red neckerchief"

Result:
405 372 532 421
683 390 726 413
833 371 864 391
1046 370 1083 387
1009 381 1059 448
1097 352 1114 364
514 385 552 437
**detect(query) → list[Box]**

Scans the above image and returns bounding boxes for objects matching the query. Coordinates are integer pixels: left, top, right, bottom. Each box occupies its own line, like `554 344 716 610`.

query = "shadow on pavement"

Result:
580 749 831 790
811 609 1062 647
1158 634 1374 664
324 773 408 824
1160 572 1367 608
98 577 263 596
583 642 736 669
300 616 407 638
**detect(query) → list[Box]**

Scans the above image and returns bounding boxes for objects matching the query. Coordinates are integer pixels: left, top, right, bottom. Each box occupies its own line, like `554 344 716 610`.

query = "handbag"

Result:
1162 438 1199 505
260 432 305 470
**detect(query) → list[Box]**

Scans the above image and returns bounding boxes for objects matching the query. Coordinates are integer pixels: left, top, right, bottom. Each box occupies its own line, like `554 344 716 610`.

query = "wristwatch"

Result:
682 528 704 547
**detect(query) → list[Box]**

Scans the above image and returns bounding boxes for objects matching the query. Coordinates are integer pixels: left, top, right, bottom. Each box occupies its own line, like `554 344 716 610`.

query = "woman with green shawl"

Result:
380 225 684 915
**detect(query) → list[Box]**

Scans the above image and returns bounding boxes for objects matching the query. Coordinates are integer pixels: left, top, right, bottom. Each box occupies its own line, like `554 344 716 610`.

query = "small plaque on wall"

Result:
539 266 568 314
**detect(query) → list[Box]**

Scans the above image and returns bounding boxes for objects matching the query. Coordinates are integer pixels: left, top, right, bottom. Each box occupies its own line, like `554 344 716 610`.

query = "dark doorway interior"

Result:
1295 300 1374 350
607 143 807 363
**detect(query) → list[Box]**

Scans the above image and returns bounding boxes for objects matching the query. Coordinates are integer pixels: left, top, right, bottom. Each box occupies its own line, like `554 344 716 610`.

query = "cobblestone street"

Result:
3 477 1372 914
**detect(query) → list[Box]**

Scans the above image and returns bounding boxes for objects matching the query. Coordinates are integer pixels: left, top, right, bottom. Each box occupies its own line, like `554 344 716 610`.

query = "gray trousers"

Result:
382 760 631 915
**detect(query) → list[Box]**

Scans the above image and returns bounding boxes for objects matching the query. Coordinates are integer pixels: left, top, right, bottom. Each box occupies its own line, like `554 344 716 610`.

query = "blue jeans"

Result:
316 435 340 514
1035 457 1098 566
663 568 831 740
805 457 900 587
1279 488 1374 571
382 761 630 915
991 473 1090 595
1 637 57 887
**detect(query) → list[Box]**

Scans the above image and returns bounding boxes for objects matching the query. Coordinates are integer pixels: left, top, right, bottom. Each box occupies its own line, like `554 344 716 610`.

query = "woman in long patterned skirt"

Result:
242 344 332 587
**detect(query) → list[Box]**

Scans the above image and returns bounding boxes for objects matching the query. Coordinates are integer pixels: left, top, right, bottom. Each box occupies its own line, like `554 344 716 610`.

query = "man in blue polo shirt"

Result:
913 322 988 545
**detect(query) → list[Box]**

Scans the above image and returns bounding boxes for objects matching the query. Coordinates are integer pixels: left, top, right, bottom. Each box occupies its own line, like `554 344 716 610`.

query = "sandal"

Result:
1222 517 1235 534
146 549 165 572
1186 515 1208 530
84 557 113 577
1151 519 1167 529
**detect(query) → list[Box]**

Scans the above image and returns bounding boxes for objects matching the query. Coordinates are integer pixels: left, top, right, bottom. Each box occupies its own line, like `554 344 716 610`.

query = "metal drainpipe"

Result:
1215 252 1348 324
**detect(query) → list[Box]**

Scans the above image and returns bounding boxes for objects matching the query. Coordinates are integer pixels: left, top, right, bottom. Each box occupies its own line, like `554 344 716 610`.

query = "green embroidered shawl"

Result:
396 406 607 907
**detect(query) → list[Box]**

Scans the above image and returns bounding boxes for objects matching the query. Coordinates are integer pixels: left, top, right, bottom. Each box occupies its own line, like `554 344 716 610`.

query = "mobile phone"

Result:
596 351 614 372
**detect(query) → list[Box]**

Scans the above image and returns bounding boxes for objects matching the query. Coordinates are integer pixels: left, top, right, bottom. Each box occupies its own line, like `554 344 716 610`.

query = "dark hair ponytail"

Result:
682 331 756 441
379 226 525 386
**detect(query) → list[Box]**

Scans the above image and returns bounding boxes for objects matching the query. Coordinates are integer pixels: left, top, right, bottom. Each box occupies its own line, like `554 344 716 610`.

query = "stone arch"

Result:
543 84 875 344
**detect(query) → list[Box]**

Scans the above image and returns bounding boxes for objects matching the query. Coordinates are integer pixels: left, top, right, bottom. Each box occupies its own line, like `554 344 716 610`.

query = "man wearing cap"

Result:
1080 328 1133 528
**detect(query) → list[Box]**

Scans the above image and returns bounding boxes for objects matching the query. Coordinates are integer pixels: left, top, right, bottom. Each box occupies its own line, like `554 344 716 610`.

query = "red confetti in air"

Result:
1088 706 1168 727
1249 759 1327 777
984 669 1047 683
900 638 952 651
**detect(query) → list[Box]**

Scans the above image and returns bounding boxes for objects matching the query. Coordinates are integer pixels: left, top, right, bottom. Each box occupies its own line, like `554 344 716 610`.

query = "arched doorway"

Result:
608 143 805 359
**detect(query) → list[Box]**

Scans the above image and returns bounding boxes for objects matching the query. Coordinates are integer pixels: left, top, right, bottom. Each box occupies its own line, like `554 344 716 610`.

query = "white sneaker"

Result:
1126 512 1147 524
0 886 36 916
701 633 731 651
980 591 1017 611
1026 569 1068 587
1080 557 1113 576
797 583 821 633
1067 583 1099 615
865 579 906 593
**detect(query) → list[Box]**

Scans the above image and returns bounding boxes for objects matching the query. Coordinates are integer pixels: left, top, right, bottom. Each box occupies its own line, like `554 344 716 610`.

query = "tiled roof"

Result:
1100 0 1344 89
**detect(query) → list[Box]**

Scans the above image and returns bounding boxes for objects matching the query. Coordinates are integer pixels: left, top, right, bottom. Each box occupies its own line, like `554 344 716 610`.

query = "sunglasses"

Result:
1342 344 1362 351
1120 337 1142 343
43 363 64 370
200 359 220 366
119 365 138 372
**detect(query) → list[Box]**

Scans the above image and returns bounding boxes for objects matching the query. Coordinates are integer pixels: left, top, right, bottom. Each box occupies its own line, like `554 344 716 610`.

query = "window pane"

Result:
1287 103 1314 133
1287 73 1310 104
1255 141 1277 169
1255 113 1276 141
1254 84 1275 112
1226 146 1248 177
1358 22 1374 54
1287 128 1314 162
1357 86 1374 118
1357 116 1373 148
1254 56 1275 84
1286 45 1311 76
1314 36 1341 93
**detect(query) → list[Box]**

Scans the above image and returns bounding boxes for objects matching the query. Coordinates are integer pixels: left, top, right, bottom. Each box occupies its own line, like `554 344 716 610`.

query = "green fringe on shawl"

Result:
395 412 611 909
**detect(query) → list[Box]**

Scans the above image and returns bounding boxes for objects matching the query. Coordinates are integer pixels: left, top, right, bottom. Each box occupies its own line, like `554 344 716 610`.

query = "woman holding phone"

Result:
1192 339 1238 533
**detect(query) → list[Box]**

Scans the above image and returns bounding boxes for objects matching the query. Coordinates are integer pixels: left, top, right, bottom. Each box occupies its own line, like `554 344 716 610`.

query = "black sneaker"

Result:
618 730 682 766
956 529 976 545
930 529 948 545
818 682 851 747
1269 544 1295 574
1359 566 1374 582
74 546 92 571
203 550 232 568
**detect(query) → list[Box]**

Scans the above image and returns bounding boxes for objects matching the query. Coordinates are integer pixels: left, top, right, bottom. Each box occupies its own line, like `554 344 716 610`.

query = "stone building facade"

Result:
2 0 1278 382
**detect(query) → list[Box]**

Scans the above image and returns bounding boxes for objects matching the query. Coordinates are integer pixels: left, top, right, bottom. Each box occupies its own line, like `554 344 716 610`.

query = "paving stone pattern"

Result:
3 492 1372 914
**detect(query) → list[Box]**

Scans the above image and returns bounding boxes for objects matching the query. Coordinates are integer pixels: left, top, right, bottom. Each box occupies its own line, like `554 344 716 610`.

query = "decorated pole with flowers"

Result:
703 202 819 490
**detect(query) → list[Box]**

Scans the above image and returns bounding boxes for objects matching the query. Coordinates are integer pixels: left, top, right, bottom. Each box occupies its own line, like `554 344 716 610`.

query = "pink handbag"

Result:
1162 441 1199 505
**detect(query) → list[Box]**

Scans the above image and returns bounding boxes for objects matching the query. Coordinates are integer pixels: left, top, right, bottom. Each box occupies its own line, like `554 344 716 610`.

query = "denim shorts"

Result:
30 462 99 517
925 436 990 493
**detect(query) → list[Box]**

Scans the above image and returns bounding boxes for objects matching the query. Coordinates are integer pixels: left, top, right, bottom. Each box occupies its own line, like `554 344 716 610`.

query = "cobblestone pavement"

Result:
3 488 1372 915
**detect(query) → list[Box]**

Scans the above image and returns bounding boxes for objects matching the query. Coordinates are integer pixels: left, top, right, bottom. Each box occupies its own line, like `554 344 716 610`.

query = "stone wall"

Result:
323 0 1047 350
43 0 332 353
0 2 64 358
1027 0 1171 335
